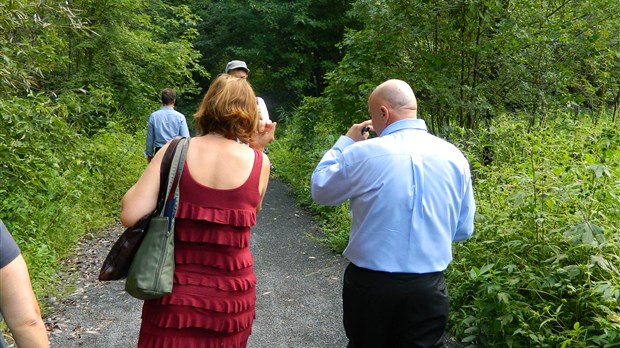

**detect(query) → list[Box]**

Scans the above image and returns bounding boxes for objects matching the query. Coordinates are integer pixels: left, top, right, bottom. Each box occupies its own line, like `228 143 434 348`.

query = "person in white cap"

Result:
225 60 274 154
225 60 271 123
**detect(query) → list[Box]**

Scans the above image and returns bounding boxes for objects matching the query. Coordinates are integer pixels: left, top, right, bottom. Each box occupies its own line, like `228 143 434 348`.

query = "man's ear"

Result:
380 105 390 123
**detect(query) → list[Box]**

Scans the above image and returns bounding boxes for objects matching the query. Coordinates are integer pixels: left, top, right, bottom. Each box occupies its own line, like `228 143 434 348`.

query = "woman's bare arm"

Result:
120 142 169 227
0 254 49 347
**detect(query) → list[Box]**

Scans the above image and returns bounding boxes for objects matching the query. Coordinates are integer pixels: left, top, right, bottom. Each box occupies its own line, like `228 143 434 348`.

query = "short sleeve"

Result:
256 97 270 121
0 220 21 268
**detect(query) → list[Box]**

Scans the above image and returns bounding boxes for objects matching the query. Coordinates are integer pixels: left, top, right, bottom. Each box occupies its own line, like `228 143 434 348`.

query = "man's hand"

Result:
345 120 373 142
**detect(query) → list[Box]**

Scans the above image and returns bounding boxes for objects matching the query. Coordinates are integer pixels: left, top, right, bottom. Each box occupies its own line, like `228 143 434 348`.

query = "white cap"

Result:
225 60 249 73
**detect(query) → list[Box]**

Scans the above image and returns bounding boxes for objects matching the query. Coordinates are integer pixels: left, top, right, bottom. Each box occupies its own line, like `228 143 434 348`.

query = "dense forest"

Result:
1 0 619 346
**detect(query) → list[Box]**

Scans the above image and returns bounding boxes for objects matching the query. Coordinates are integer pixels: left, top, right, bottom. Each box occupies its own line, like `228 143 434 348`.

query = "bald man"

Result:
310 79 476 347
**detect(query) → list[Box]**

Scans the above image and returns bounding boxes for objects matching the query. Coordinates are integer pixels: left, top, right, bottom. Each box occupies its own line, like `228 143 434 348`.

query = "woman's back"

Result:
138 136 264 348
185 135 257 190
121 74 276 348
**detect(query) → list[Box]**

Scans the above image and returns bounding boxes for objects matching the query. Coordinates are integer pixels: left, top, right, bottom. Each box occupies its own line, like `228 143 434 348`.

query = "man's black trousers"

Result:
343 263 449 348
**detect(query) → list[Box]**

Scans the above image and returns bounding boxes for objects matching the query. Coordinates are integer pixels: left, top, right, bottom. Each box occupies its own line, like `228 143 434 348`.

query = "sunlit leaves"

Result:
315 0 620 134
447 115 620 346
0 0 85 96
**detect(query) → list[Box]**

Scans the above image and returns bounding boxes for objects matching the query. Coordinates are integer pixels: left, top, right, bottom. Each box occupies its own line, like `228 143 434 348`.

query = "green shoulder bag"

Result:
125 137 189 300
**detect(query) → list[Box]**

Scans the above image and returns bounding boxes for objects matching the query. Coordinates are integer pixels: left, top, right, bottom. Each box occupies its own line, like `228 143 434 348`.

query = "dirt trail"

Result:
44 179 349 347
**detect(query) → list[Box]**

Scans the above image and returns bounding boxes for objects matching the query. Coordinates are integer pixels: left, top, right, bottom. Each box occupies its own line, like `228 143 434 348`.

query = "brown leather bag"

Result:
98 137 184 281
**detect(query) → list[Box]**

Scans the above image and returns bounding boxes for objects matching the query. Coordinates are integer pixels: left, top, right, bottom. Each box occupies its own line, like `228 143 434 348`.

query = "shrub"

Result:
0 94 145 299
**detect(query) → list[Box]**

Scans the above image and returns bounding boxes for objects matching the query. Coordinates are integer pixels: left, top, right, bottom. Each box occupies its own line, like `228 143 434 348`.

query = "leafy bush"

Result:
271 108 620 345
0 94 145 299
447 115 620 347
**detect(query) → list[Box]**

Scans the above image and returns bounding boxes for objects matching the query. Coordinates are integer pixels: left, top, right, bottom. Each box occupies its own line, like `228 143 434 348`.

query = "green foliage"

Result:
0 95 145 299
188 0 359 116
55 87 120 135
0 0 206 309
0 0 85 97
49 0 206 132
320 0 620 132
1 0 206 135
446 115 620 346
268 96 352 251
268 96 338 202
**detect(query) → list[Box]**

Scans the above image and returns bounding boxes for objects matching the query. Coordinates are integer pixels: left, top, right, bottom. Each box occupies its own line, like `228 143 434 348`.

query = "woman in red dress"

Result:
121 74 276 347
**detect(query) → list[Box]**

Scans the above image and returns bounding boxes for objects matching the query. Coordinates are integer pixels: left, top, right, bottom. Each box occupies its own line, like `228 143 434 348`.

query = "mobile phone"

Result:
361 126 370 135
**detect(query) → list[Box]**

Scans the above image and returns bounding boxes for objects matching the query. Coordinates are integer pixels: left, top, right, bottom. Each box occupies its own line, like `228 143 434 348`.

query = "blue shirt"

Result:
311 118 475 273
144 106 190 156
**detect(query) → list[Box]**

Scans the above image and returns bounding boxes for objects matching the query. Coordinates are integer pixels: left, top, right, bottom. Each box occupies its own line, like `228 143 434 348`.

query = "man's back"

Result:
144 105 189 159
148 106 188 145
312 118 475 273
144 88 190 161
343 121 474 273
310 79 475 347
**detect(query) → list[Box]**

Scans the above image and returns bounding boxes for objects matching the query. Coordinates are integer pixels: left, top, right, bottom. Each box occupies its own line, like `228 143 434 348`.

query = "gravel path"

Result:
42 179 462 347
44 179 349 347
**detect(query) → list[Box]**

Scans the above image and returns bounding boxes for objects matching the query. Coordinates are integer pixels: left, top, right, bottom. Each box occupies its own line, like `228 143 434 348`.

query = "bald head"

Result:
372 79 417 114
368 79 417 135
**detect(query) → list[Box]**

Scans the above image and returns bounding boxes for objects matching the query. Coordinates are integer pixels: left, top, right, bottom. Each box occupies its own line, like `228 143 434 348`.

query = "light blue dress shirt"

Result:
311 118 475 273
144 106 190 156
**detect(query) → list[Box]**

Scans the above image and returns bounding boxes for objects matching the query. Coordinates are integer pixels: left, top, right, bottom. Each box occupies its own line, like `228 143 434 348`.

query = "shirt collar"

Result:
381 118 428 136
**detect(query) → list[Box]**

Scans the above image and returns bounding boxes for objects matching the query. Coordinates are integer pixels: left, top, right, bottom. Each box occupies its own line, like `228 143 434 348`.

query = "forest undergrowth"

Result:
271 113 620 347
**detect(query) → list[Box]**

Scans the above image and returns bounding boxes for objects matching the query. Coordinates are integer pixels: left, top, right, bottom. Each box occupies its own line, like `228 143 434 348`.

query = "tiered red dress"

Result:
137 149 263 348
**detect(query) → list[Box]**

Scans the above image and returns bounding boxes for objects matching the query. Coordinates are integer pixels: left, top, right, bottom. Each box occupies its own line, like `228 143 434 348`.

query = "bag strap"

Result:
158 138 189 229
167 138 189 234
154 137 183 216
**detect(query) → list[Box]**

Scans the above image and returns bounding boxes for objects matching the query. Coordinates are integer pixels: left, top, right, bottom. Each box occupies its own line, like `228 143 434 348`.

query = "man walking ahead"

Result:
144 88 190 162
310 79 476 348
